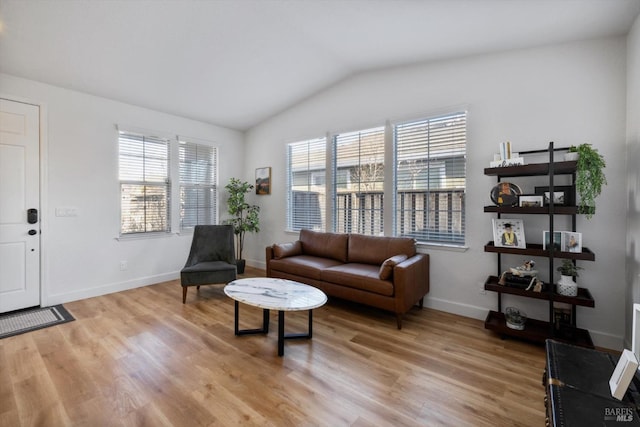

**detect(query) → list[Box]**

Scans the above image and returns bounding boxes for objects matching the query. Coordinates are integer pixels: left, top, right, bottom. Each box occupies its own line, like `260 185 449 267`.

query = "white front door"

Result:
0 99 40 312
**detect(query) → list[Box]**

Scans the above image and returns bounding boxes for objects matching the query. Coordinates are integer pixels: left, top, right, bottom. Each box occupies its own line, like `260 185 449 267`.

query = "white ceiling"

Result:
1 0 640 131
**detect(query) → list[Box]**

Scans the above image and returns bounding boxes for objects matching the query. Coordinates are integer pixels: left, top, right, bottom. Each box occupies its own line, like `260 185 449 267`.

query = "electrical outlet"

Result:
120 260 128 271
478 282 486 295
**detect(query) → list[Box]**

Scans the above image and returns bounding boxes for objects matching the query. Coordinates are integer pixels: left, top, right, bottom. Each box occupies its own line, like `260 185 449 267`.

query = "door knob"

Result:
28 229 37 235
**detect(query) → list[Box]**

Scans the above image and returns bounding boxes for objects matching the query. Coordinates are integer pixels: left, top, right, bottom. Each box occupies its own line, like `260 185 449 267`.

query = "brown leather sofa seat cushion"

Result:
321 263 394 296
269 255 344 280
300 229 349 262
348 233 416 265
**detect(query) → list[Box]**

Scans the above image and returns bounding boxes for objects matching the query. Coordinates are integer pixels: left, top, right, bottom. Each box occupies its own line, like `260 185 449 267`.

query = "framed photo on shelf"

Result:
492 218 526 249
543 231 562 251
518 194 544 208
562 231 582 253
534 185 575 206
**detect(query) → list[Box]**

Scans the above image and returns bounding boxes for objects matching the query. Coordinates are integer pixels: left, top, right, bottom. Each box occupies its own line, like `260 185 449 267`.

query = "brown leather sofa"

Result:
265 229 429 329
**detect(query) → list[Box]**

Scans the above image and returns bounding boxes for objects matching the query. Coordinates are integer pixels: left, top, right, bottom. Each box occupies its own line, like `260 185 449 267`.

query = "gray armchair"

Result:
180 225 237 303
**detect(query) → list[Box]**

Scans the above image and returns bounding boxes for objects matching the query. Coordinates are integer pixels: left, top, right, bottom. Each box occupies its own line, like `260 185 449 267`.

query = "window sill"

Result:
116 232 174 241
416 242 468 253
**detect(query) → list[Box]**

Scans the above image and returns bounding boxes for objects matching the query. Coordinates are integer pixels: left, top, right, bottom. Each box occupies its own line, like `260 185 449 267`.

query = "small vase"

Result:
557 275 578 296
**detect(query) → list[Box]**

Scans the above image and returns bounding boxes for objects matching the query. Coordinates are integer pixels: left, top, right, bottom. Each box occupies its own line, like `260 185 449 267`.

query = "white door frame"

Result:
1 94 49 308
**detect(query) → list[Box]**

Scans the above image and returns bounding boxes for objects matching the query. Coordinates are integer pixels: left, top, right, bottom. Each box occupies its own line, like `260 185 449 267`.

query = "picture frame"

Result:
542 231 562 251
255 167 271 195
518 194 544 208
609 349 638 400
632 303 640 363
562 231 582 253
492 218 526 249
534 185 575 206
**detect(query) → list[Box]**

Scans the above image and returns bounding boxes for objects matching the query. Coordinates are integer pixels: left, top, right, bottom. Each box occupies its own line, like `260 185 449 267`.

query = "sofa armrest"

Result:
393 253 430 313
266 246 275 277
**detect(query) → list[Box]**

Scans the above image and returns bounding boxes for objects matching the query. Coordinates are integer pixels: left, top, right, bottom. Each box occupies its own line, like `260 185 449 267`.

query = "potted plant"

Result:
567 144 607 219
556 259 582 297
224 178 260 274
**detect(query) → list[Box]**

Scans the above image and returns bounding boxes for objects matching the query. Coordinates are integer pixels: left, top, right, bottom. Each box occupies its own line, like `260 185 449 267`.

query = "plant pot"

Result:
557 275 578 296
236 259 246 274
564 152 579 161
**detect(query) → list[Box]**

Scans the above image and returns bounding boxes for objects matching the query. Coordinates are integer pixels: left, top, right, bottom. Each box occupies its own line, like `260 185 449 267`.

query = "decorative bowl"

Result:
505 307 527 330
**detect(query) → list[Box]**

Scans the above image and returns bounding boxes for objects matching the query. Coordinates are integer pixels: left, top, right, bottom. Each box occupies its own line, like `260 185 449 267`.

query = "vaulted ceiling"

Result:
1 0 639 131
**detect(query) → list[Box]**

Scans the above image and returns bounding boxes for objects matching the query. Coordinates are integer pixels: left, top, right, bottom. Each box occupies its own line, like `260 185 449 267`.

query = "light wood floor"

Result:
0 267 547 426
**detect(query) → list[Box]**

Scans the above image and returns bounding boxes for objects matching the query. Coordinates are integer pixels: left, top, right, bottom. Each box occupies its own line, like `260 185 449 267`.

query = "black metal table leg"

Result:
278 309 315 357
278 310 285 356
234 301 270 336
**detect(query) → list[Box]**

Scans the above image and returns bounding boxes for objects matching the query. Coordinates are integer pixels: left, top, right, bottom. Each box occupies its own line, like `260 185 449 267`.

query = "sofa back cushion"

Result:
299 229 349 262
348 233 416 265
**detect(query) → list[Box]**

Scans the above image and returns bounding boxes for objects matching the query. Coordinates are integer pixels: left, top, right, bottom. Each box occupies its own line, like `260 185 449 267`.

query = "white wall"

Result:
627 15 640 347
245 38 628 349
0 73 244 305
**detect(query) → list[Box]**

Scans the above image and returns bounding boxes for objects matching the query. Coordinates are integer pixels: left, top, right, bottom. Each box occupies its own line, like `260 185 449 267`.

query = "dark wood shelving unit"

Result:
484 242 595 261
484 311 594 347
483 143 595 347
484 160 577 177
484 205 580 215
484 276 594 307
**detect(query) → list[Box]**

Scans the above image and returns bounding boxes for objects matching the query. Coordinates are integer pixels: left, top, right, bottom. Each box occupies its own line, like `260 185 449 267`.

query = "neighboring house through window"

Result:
394 112 466 245
119 130 170 235
179 140 218 230
333 126 385 235
118 129 219 236
287 137 326 231
284 111 466 246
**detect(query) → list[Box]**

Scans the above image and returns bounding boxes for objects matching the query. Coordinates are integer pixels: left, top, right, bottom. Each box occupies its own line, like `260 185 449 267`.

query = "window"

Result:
394 112 466 244
287 137 326 231
119 131 170 235
333 126 385 235
179 141 217 230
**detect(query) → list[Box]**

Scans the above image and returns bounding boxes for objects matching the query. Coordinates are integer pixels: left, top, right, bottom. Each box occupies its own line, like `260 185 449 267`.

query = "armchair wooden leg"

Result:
418 297 424 308
182 286 188 304
396 314 402 330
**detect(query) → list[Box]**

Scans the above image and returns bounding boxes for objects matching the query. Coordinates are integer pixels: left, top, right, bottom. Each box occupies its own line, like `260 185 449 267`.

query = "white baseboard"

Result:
44 271 180 306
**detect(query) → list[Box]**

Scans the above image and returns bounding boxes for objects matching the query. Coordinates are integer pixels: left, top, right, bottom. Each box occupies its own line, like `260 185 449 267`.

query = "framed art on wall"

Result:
255 167 271 195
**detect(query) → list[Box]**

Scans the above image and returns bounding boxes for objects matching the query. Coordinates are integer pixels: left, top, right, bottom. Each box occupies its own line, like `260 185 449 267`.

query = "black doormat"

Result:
0 305 75 339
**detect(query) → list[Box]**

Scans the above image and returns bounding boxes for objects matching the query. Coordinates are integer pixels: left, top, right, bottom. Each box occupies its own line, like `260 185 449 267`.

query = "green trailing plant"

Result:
557 259 582 277
569 143 606 219
224 178 260 261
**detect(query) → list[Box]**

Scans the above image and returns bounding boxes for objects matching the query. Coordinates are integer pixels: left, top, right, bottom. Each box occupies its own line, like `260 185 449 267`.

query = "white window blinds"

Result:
179 141 217 230
287 137 326 231
394 112 466 244
119 131 170 235
333 126 385 235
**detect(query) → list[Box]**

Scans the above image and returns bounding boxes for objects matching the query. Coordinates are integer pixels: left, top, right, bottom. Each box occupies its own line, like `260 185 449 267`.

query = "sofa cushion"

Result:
321 263 394 296
348 233 416 265
272 241 302 259
269 255 344 281
378 254 408 280
300 229 349 263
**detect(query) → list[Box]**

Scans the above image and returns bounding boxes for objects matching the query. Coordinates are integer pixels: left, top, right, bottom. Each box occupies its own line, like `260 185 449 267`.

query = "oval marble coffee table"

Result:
224 277 327 356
